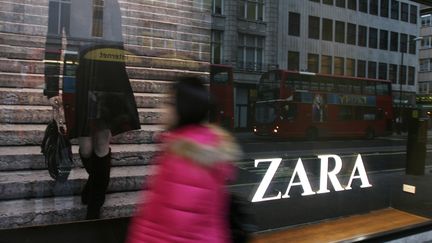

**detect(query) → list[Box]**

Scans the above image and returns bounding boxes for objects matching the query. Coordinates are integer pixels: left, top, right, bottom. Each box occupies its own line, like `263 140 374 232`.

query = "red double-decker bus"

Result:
209 64 235 130
253 70 394 139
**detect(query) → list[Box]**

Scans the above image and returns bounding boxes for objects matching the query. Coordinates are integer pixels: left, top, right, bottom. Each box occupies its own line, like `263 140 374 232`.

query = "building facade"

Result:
280 0 420 109
419 6 432 94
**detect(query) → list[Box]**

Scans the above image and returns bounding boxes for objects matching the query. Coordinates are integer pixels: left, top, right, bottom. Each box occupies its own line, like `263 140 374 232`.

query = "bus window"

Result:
286 79 293 88
281 103 297 120
376 83 390 95
338 80 352 93
211 71 229 83
324 80 336 92
352 81 361 94
255 102 276 123
364 81 376 95
339 106 353 120
355 107 376 120
310 80 319 91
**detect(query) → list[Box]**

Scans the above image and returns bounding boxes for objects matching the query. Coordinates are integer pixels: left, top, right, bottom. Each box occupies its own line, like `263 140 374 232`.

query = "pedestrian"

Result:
127 76 242 243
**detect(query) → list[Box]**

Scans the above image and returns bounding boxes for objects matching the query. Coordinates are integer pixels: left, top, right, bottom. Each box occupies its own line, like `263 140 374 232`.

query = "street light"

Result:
397 36 423 134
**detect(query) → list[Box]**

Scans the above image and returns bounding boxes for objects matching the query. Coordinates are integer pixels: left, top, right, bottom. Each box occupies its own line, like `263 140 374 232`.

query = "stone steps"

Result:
0 105 165 124
0 165 154 200
0 190 141 229
0 124 161 146
0 88 169 107
0 144 158 171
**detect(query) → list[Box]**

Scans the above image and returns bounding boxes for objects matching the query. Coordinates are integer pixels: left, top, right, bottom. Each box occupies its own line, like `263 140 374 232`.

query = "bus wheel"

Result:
306 128 318 141
365 128 375 140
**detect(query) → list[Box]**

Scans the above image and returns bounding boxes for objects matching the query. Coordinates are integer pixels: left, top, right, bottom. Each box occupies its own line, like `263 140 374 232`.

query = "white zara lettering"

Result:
251 154 372 203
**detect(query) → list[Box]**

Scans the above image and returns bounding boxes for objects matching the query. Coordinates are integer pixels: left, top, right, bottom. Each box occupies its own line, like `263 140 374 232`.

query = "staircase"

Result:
0 0 211 229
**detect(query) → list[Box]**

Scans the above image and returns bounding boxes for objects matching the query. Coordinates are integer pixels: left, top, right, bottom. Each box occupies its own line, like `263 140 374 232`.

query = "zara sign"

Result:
252 154 372 202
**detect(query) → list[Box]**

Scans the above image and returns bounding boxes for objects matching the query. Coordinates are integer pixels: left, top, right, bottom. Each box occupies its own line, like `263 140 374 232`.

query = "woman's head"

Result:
166 76 213 129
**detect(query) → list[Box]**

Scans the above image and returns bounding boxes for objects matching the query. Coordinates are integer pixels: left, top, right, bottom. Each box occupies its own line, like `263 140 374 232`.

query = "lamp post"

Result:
397 36 422 134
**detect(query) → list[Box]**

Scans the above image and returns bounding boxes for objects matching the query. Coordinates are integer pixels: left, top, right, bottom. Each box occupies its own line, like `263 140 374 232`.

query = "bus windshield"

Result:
258 71 280 101
255 102 277 124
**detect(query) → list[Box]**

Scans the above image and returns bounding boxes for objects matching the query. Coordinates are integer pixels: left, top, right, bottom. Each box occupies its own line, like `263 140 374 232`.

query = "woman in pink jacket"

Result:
127 76 242 243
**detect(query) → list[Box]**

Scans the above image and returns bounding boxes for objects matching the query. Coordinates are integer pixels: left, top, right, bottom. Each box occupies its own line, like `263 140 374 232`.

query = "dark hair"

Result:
173 76 213 128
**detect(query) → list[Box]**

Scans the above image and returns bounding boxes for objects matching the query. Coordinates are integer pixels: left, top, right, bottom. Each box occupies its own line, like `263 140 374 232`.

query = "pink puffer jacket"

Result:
127 124 242 243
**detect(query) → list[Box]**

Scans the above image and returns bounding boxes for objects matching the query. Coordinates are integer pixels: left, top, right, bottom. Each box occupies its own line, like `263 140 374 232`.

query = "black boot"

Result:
79 152 94 205
86 150 111 220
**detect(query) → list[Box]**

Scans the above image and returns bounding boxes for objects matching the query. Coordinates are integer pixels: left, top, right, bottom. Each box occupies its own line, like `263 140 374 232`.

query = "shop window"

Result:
289 12 301 37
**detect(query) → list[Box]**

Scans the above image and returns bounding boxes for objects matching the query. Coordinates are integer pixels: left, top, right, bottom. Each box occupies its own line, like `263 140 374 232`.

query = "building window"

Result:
380 30 388 50
92 0 104 37
357 60 366 77
420 59 430 72
322 18 333 41
237 34 264 71
347 23 356 45
379 63 388 80
288 51 300 71
369 28 378 49
421 37 431 49
310 0 320 2
401 3 408 22
358 25 367 47
323 0 333 5
308 53 319 73
211 30 223 64
370 0 378 15
419 82 429 93
399 33 407 53
409 35 416 54
389 64 398 83
321 55 332 74
359 0 368 13
391 0 399 20
348 0 357 10
422 14 432 27
346 58 355 76
408 66 415 85
289 12 301 37
335 21 345 43
47 0 71 35
381 0 389 17
334 57 344 75
336 0 346 8
212 0 223 15
410 5 418 24
238 0 264 21
399 65 407 84
309 16 320 40
390 32 398 52
368 61 377 79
